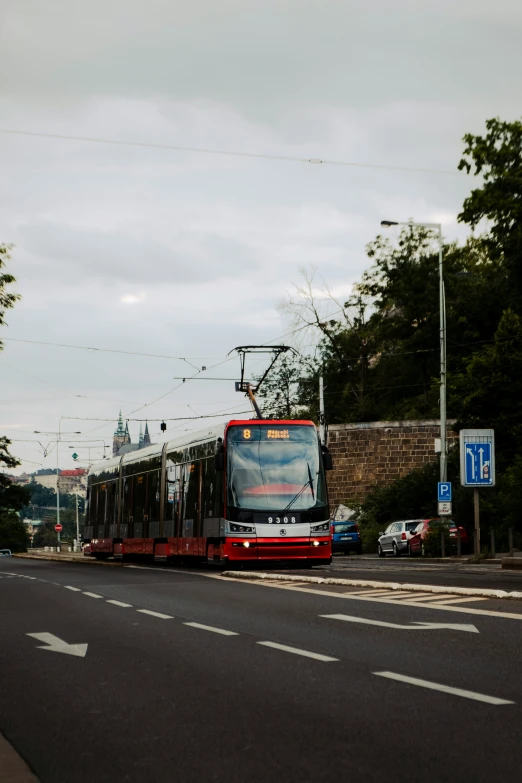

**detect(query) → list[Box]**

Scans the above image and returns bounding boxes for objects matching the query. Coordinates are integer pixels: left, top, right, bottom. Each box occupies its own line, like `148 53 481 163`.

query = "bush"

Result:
0 511 28 552
422 522 451 557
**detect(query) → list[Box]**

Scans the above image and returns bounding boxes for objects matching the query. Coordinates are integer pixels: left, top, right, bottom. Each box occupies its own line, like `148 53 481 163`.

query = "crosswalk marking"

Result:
346 589 489 606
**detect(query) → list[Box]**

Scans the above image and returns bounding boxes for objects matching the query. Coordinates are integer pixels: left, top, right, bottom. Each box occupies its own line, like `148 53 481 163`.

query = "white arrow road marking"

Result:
374 672 515 705
320 614 479 633
27 632 88 658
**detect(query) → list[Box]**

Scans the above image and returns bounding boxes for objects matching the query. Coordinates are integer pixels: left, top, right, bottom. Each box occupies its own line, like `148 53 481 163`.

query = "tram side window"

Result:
184 463 200 531
106 480 117 525
123 477 133 521
95 485 106 528
148 470 160 521
202 457 222 519
89 484 98 526
133 473 146 522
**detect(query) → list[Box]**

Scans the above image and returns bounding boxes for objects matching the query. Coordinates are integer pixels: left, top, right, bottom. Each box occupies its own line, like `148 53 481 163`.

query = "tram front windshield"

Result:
226 424 327 511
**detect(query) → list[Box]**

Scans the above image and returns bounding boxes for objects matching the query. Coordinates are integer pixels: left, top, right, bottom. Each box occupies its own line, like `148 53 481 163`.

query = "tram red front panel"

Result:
224 537 331 561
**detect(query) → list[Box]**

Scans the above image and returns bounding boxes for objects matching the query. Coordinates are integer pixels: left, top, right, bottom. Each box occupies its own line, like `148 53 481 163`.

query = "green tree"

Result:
0 510 29 552
450 309 522 467
0 243 20 347
0 439 30 553
33 521 58 548
458 117 522 311
256 353 310 419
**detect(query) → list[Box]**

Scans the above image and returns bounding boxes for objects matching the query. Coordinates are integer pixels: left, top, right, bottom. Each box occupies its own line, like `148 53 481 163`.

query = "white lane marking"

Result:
107 599 133 608
321 614 479 633
27 632 88 658
374 592 438 601
257 641 339 662
184 622 238 636
82 591 103 598
125 565 522 622
352 589 396 596
428 596 488 605
64 586 82 592
136 609 173 619
404 594 461 603
374 671 515 705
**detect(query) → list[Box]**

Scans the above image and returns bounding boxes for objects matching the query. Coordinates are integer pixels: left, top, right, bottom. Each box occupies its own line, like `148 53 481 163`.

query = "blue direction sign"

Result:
464 443 492 486
437 482 452 502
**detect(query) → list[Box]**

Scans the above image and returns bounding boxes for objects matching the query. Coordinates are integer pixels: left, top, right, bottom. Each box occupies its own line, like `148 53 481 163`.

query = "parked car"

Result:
377 520 422 557
331 521 362 555
409 519 470 556
0 549 12 557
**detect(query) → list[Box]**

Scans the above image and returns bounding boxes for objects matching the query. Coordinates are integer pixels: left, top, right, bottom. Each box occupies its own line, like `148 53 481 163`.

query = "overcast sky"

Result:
1 0 521 474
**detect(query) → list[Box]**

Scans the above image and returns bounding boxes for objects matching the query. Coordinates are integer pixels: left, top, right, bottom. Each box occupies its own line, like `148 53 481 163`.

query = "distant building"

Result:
59 468 87 496
112 411 152 457
34 473 59 491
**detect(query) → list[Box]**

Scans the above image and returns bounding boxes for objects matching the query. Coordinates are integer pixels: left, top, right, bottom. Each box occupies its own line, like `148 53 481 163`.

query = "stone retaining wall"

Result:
327 420 457 507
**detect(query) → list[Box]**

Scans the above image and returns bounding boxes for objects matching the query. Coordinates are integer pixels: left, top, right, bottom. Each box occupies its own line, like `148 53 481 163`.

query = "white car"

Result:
377 521 422 557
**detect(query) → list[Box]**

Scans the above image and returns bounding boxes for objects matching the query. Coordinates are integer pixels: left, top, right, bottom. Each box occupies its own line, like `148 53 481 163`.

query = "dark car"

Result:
409 519 470 556
331 521 362 555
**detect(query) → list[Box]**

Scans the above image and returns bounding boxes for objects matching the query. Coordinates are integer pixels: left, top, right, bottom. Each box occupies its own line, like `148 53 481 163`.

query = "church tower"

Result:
138 423 144 449
143 422 151 447
113 411 131 455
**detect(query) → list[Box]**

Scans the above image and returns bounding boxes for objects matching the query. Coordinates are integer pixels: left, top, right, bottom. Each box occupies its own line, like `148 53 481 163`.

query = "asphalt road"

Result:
282 553 522 590
1 557 521 783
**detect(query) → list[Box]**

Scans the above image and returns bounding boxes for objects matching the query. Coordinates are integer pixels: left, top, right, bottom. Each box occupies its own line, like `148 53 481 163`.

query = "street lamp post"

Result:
380 219 447 482
34 423 82 548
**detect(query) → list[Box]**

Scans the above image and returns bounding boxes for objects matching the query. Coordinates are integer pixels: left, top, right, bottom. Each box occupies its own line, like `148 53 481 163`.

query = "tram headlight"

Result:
311 522 329 532
313 540 320 547
230 523 253 533
243 542 250 548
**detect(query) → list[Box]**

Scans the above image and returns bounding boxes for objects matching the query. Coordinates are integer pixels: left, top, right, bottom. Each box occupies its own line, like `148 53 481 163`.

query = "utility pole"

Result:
75 493 80 552
438 226 447 483
319 376 325 446
56 426 61 547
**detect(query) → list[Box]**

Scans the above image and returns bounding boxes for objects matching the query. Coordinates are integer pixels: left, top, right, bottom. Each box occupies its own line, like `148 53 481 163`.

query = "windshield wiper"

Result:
230 482 241 508
283 463 315 511
307 463 315 502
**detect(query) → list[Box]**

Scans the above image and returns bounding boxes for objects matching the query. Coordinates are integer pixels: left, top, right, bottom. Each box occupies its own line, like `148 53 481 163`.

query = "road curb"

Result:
13 553 122 566
221 571 522 600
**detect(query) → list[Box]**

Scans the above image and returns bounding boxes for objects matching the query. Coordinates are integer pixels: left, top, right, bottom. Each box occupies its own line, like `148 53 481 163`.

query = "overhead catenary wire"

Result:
0 336 225 361
0 128 468 177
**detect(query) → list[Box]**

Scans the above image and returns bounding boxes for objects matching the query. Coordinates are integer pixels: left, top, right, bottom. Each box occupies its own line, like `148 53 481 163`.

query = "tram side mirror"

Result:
322 447 333 471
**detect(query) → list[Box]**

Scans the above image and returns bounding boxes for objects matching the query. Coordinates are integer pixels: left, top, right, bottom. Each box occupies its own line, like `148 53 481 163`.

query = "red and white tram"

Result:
84 419 332 566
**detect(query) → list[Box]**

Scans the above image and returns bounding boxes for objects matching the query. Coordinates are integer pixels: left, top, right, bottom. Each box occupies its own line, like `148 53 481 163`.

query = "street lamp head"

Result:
380 220 398 227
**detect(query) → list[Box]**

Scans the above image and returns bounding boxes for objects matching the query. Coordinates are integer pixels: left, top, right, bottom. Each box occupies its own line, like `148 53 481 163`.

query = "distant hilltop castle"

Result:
113 411 152 456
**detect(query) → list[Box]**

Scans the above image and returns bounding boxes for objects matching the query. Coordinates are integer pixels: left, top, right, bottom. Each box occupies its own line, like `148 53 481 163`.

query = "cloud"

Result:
1 0 521 472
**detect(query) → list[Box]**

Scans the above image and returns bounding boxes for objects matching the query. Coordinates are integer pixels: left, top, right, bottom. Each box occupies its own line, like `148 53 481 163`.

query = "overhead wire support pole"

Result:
319 376 325 446
438 226 448 483
56 419 61 547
